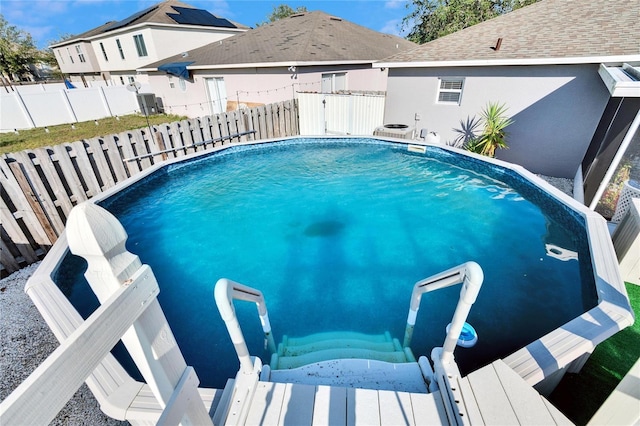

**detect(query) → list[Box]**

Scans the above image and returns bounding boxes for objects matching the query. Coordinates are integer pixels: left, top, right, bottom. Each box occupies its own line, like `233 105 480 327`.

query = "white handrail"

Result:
403 261 484 364
214 278 277 375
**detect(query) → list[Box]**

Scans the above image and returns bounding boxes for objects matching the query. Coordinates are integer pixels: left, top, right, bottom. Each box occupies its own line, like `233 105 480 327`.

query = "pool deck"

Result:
212 359 572 425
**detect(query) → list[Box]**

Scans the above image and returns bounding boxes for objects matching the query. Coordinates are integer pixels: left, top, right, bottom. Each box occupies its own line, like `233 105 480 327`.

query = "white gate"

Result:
297 92 385 136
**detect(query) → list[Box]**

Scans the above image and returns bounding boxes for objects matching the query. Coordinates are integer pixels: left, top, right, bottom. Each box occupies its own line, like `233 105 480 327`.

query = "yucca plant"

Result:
465 102 513 157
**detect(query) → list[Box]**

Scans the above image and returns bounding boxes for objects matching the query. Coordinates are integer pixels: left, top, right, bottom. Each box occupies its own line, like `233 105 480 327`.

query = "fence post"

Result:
60 89 79 124
13 90 36 129
66 202 212 425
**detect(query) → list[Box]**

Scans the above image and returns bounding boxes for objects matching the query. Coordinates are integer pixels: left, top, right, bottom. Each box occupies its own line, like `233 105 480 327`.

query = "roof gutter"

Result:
138 60 375 73
375 55 640 69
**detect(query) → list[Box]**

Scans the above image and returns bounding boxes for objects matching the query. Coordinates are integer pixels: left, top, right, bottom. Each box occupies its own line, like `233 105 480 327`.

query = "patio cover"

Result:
157 61 194 79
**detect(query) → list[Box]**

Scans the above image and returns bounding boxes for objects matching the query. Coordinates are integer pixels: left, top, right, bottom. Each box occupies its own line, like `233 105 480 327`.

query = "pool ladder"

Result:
214 261 483 380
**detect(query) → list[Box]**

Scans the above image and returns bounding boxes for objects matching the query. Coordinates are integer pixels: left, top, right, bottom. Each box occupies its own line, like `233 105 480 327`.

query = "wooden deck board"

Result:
491 359 557 425
410 391 447 424
217 359 572 425
312 385 346 425
378 390 415 425
466 362 521 425
279 383 316 425
245 382 286 425
346 387 380 425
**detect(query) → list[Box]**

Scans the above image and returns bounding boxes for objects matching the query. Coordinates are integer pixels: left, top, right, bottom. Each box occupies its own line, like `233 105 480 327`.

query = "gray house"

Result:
376 0 640 182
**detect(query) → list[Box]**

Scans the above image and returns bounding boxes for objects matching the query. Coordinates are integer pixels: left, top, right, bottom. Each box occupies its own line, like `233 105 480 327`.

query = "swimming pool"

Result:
49 138 604 389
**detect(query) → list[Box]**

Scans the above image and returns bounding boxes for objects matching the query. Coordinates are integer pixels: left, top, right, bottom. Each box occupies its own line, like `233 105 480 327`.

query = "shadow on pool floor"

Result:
548 282 640 425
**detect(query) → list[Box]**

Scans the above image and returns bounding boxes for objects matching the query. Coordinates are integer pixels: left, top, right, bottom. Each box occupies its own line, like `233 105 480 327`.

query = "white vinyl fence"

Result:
297 92 385 136
0 84 150 132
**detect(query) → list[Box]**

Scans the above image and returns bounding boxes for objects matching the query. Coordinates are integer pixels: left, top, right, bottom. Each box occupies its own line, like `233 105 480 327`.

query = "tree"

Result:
402 0 539 44
0 14 40 82
256 4 308 26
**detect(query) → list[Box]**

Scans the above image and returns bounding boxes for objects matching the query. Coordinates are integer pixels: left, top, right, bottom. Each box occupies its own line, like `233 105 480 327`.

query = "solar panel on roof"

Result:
105 4 159 32
167 7 237 28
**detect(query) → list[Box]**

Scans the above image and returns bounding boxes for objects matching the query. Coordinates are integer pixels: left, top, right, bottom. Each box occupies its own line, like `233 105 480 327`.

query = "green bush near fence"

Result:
0 114 187 155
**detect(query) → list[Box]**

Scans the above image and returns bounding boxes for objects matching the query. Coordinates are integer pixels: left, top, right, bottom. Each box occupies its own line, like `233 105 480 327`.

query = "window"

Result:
57 50 64 64
116 39 125 59
133 34 148 57
128 76 135 84
100 43 108 61
67 48 74 64
119 76 125 85
75 45 86 63
437 78 464 104
178 77 187 92
321 72 346 93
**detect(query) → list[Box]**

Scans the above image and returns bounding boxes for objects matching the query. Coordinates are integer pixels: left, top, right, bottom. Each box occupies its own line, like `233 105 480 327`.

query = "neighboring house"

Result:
49 0 247 87
140 11 415 118
376 0 640 179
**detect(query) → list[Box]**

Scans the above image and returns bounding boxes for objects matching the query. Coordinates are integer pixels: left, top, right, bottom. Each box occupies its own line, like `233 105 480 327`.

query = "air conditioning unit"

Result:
373 124 415 139
137 93 159 115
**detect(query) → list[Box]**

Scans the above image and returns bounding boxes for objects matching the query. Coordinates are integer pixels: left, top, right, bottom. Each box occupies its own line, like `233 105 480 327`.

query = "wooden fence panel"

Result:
51 144 88 204
0 236 21 272
256 106 267 139
116 131 141 177
102 135 129 181
69 141 102 198
218 113 231 146
167 122 186 158
200 116 213 147
0 157 54 248
130 129 153 170
8 151 66 235
210 115 223 146
180 120 196 155
7 161 59 243
85 138 115 191
30 148 74 217
0 197 41 265
1 100 300 275
228 111 240 143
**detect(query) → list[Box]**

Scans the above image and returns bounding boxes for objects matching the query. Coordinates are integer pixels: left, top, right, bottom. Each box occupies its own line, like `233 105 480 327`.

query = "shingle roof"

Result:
143 11 416 69
51 0 247 47
379 0 640 66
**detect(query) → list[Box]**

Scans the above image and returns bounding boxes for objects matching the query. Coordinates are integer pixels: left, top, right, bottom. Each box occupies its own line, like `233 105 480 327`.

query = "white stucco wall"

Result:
384 64 610 178
146 64 388 118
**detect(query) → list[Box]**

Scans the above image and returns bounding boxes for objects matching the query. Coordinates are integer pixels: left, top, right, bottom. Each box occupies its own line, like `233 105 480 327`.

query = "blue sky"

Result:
2 0 412 49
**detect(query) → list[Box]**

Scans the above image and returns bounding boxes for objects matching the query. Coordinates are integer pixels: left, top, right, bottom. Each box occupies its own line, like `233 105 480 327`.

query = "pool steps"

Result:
263 357 432 393
271 331 417 370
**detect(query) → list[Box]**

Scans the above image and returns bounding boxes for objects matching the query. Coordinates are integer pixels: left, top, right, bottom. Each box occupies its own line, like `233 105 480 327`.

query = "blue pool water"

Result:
55 138 597 389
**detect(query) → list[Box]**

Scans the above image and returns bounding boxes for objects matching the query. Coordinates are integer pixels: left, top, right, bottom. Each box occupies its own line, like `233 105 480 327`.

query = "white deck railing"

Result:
0 203 213 425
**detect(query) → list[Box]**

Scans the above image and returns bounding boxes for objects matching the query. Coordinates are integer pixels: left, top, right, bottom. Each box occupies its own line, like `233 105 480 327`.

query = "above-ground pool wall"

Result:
383 64 610 178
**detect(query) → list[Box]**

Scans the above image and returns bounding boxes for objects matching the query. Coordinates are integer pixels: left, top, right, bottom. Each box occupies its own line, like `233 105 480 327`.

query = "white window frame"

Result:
75 45 86 63
437 77 465 105
321 72 347 93
133 34 148 57
67 47 74 64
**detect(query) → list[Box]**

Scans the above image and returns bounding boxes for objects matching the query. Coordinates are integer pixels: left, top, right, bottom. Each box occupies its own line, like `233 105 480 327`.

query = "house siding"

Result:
384 64 610 178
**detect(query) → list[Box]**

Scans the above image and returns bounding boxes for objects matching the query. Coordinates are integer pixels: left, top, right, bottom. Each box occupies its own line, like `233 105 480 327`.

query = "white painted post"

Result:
66 202 212 425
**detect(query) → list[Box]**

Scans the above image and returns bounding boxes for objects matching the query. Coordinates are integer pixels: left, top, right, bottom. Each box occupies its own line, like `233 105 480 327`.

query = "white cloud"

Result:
384 0 404 9
379 18 406 37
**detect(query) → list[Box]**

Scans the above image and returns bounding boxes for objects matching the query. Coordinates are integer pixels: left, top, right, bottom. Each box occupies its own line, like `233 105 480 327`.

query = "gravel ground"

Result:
0 176 573 424
0 262 127 425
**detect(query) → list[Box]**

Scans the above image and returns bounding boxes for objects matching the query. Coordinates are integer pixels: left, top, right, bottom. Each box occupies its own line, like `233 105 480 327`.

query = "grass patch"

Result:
549 282 640 425
0 114 187 155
